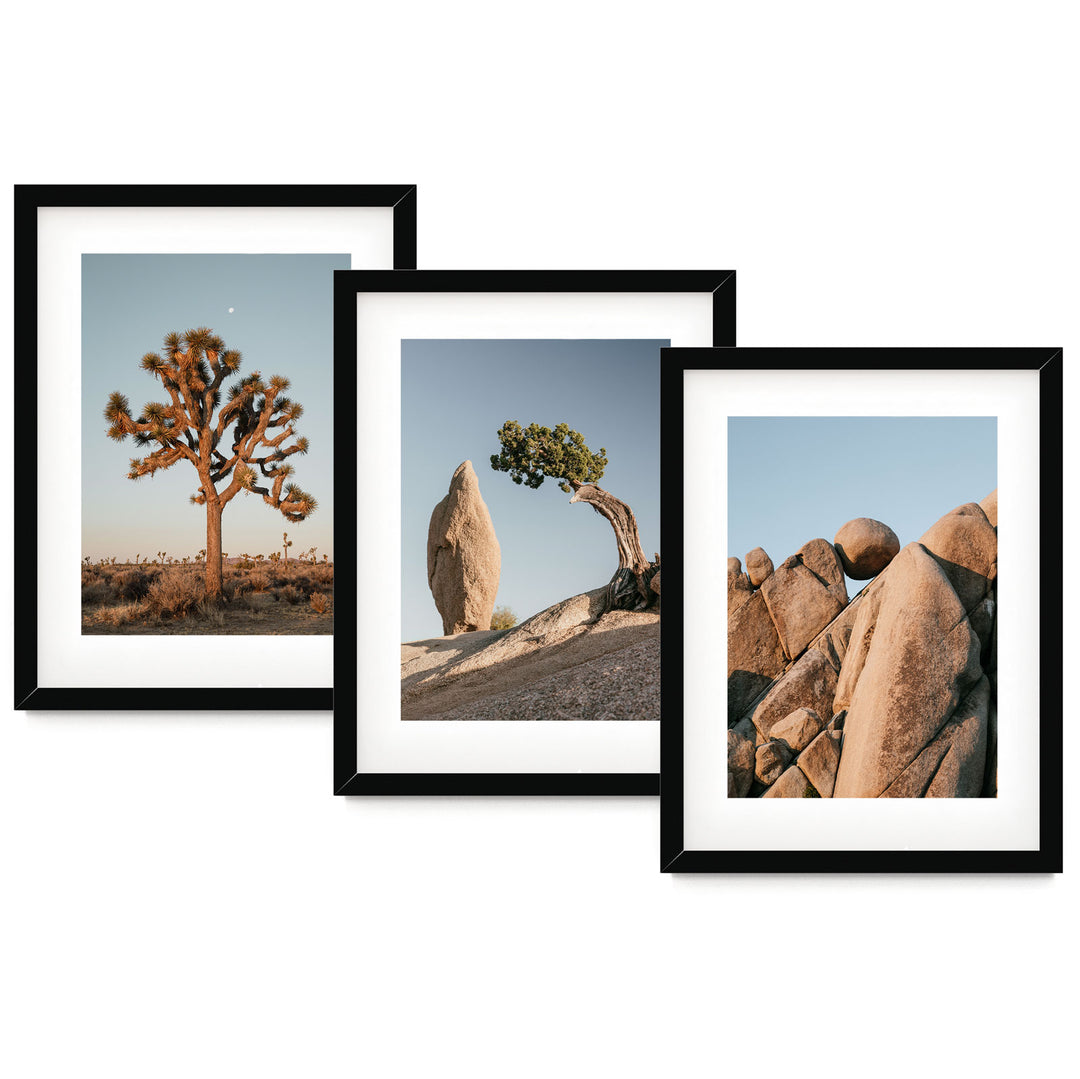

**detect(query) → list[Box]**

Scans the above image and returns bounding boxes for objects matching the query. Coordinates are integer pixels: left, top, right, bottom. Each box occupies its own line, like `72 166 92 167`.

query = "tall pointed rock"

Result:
427 460 501 634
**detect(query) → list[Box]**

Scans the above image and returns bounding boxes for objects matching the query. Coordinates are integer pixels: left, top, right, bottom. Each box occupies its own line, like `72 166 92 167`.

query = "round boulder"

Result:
833 518 900 579
744 547 774 587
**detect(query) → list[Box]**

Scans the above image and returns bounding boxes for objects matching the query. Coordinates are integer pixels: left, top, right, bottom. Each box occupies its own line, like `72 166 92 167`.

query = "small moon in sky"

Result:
227 307 235 314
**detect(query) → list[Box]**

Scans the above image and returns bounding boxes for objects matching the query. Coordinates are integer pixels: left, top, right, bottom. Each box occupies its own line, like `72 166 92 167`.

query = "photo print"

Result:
401 339 662 723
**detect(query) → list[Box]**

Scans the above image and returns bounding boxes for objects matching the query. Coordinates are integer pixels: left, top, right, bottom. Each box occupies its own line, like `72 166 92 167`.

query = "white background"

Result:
1 4 1075 1077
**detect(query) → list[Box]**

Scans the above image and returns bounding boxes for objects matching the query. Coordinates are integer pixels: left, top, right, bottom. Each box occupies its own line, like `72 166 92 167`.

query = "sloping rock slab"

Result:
728 590 786 723
833 543 983 798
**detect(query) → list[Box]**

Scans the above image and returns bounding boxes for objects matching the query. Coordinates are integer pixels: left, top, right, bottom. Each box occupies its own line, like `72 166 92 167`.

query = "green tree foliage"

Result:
490 605 518 631
489 421 607 494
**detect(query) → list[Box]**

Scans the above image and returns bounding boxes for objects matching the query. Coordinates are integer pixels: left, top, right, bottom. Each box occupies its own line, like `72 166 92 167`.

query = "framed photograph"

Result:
662 347 1062 872
14 184 417 710
334 269 735 795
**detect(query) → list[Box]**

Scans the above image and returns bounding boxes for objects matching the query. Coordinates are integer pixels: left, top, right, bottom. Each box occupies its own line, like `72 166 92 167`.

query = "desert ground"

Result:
81 557 333 635
402 587 659 720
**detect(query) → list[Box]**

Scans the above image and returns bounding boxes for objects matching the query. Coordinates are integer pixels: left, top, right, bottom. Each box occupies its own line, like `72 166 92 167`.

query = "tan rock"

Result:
728 727 756 798
760 554 844 661
748 648 838 742
969 592 995 663
728 590 786 723
979 488 998 528
879 676 990 797
833 543 982 797
745 547 774 587
755 740 793 787
770 707 823 754
728 557 753 615
917 504 997 613
814 596 863 673
798 729 842 797
427 461 501 634
763 765 815 798
798 538 849 606
833 578 887 712
833 518 900 579
650 570 661 596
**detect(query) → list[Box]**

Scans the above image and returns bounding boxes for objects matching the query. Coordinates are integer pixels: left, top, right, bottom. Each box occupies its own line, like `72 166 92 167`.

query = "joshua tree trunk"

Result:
205 496 224 600
568 480 658 611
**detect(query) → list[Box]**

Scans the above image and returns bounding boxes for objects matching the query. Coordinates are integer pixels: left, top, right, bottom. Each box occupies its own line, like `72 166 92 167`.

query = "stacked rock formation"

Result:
728 491 997 799
427 461 501 635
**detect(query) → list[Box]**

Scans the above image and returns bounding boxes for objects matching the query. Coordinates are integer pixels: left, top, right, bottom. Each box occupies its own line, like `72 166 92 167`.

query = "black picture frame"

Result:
334 269 736 795
14 183 417 711
660 347 1062 872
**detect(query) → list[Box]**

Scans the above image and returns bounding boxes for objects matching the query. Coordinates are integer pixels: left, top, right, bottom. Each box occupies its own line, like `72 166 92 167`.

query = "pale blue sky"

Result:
82 253 344 562
729 417 997 595
402 339 665 641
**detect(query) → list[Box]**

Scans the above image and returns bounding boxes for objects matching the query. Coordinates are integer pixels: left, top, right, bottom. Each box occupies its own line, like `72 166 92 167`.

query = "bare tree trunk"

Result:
568 480 659 611
205 498 224 600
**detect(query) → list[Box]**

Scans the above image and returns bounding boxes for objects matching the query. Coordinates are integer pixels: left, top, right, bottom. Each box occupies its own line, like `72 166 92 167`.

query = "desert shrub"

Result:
114 568 156 601
196 599 226 626
250 572 270 592
309 592 331 615
146 569 204 619
230 575 254 596
87 601 144 627
231 588 257 609
280 585 303 605
490 605 518 630
81 581 117 606
292 574 313 594
309 564 334 587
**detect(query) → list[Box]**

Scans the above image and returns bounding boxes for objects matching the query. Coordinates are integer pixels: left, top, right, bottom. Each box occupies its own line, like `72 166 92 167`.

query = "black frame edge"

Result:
660 345 1063 873
337 271 735 796
15 184 417 711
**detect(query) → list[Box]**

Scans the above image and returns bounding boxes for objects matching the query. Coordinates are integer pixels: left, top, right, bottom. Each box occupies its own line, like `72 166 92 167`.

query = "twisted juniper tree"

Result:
104 328 316 600
490 421 658 611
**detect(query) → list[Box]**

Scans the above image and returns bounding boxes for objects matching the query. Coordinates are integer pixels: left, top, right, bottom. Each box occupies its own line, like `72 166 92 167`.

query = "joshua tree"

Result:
104 328 316 600
282 530 293 564
490 420 658 611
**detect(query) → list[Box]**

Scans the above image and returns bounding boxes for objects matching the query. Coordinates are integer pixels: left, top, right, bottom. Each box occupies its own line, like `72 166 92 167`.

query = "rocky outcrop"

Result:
727 491 997 799
427 460 501 634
